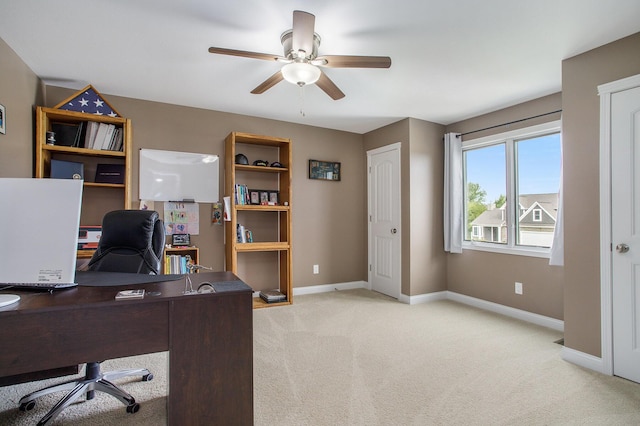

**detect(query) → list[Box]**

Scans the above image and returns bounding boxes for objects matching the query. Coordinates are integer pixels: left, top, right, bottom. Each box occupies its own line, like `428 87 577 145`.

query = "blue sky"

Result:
464 133 561 203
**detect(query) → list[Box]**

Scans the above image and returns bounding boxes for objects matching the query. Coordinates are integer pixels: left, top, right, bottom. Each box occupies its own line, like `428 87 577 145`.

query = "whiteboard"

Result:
139 148 219 203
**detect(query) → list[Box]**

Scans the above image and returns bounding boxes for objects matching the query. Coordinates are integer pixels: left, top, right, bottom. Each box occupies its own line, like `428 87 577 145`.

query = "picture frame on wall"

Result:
0 103 5 135
309 159 341 181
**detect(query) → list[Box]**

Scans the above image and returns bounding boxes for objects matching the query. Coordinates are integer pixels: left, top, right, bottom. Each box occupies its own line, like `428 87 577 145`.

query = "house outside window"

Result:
462 121 561 257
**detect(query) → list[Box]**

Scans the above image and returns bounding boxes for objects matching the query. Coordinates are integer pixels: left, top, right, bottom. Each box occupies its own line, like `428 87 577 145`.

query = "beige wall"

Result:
408 118 447 295
444 93 564 320
363 118 447 297
447 93 564 319
0 38 42 177
561 32 640 356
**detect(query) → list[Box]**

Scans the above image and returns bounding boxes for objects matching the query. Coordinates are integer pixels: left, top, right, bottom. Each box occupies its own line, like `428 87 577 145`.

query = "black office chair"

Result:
19 210 165 425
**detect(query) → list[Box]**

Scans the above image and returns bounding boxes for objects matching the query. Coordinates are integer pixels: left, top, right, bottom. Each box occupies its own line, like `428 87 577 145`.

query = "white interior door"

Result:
367 143 401 299
611 84 640 384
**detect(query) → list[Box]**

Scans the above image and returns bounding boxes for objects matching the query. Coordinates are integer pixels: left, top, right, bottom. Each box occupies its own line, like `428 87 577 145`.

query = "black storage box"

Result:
95 164 125 184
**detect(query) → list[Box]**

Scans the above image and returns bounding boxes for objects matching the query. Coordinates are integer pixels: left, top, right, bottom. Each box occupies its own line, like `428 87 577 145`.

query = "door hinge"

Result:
369 264 372 271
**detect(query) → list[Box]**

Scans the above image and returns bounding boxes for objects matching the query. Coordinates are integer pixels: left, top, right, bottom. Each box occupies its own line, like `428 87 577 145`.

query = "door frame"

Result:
367 142 402 296
598 73 640 376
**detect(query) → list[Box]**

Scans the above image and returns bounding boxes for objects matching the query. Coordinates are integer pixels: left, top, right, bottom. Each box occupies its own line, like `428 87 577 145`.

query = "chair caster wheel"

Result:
142 373 153 381
19 401 35 411
126 403 140 414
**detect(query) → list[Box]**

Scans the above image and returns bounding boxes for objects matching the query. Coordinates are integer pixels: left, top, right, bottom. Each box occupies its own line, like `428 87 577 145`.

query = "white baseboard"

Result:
399 291 448 305
445 292 564 332
561 346 606 374
293 281 367 296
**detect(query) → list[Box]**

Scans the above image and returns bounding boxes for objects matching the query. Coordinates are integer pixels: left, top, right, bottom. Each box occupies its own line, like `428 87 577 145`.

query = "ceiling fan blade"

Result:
314 55 392 68
292 10 315 57
316 71 345 100
250 71 284 94
208 47 283 62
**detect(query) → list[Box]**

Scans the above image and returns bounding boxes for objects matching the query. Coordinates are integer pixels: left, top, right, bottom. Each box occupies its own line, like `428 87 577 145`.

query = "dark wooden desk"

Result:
0 271 253 425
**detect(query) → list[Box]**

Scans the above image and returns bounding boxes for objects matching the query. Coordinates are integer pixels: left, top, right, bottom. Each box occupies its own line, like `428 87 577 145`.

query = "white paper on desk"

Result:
223 196 231 221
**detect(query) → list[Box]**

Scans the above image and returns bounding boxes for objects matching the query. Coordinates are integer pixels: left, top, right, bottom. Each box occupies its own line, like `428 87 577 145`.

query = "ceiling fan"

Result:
208 10 391 100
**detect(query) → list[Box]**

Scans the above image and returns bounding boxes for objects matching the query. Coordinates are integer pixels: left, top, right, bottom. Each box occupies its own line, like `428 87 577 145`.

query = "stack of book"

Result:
234 184 250 205
50 121 123 151
259 290 287 303
84 122 124 151
164 254 193 274
236 223 253 243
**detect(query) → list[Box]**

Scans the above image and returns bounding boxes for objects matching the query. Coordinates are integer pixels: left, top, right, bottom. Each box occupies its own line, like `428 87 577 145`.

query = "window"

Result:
533 209 542 222
462 121 561 256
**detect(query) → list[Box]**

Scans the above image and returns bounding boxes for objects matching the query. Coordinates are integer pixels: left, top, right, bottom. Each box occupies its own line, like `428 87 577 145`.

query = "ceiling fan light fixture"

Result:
281 62 321 87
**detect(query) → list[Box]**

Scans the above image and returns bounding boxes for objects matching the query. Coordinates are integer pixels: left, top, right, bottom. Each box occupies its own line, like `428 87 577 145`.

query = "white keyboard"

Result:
3 282 78 290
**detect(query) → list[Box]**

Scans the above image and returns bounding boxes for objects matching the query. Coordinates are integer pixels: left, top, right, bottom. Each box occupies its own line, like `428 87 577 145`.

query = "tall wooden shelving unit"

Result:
225 132 292 308
35 106 132 258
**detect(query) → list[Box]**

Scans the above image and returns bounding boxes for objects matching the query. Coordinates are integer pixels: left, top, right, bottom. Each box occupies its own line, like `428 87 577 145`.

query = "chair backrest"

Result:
87 210 165 274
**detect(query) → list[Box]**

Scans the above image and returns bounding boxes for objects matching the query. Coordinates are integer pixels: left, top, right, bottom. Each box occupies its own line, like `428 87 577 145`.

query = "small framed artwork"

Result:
268 191 279 205
309 159 341 181
249 189 261 205
0 103 5 135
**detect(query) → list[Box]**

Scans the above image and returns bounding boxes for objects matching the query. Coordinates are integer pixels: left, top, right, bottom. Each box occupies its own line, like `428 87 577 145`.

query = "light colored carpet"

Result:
1 288 640 425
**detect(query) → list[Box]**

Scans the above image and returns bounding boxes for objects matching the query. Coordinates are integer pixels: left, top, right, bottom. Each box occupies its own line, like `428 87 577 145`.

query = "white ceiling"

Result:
1 1 639 134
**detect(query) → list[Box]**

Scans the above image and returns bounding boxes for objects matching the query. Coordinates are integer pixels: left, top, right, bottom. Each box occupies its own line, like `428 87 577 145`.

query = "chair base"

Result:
19 365 152 425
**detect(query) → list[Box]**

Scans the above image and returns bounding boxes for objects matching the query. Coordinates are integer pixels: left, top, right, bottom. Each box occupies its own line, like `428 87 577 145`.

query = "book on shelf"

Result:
84 121 99 149
259 290 286 303
74 121 87 147
234 184 250 205
236 223 254 243
80 121 123 152
100 124 116 150
92 123 109 150
237 223 246 243
164 254 193 274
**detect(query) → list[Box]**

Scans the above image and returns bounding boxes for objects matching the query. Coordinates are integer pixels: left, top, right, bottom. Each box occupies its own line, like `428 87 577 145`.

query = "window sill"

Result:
462 242 550 259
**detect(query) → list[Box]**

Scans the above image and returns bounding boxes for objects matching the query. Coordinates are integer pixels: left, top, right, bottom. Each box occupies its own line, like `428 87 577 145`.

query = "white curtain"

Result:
444 133 463 253
549 140 564 266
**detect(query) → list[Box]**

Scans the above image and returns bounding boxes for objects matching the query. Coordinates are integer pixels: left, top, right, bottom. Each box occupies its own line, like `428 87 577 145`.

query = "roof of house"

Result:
471 193 558 227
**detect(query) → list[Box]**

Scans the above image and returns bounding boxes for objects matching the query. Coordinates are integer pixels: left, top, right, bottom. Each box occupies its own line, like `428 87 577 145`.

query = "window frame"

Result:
532 208 542 222
461 120 561 258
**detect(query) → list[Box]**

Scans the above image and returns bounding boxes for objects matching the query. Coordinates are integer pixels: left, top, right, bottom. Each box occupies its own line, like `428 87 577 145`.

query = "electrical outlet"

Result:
313 264 319 274
515 282 523 295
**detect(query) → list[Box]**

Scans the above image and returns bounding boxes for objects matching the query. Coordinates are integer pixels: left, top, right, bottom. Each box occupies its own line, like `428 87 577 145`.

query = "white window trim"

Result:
461 120 561 258
533 209 542 222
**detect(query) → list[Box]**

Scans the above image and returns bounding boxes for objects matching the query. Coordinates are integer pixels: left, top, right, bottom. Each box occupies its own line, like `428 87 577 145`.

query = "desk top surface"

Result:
0 271 252 314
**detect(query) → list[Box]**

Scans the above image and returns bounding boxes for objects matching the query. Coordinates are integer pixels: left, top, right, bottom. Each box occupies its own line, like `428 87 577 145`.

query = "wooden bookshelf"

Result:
35 106 132 258
225 132 292 309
